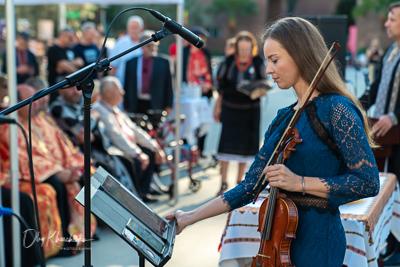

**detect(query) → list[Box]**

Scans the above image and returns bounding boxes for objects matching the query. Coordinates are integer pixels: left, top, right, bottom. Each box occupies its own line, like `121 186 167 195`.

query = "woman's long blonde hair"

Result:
263 17 376 148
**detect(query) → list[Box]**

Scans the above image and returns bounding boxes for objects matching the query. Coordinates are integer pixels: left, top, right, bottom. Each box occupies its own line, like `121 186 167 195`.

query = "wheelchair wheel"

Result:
189 178 201 192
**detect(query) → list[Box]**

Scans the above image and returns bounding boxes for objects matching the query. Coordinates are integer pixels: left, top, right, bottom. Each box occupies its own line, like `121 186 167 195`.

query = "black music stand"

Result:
75 167 177 267
0 24 175 267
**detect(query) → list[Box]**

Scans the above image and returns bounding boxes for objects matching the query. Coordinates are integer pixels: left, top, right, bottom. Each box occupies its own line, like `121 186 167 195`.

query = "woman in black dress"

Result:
214 31 269 196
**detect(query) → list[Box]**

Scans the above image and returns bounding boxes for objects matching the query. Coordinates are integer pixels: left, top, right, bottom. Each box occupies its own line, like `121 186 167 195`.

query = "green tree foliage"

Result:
353 0 398 18
184 0 211 27
208 0 258 30
68 4 99 31
0 4 99 37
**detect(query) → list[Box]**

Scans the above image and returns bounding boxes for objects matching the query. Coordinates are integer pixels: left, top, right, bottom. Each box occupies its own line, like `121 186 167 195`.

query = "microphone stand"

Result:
0 26 173 267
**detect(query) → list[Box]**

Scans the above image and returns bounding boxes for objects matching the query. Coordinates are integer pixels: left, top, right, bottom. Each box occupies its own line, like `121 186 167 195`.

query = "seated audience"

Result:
49 81 141 195
49 84 87 148
0 85 97 257
93 76 166 203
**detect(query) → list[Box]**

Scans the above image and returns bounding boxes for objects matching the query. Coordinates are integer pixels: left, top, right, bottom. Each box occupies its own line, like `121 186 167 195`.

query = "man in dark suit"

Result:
123 30 173 115
359 3 400 265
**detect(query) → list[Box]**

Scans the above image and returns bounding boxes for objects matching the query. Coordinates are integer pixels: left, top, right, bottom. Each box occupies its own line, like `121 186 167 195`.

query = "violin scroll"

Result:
282 128 302 161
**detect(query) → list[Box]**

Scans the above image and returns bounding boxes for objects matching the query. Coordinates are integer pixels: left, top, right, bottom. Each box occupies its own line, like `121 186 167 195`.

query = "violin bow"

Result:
251 41 341 203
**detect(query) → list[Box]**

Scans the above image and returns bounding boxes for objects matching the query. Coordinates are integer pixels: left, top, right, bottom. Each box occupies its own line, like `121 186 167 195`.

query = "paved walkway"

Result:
45 159 243 267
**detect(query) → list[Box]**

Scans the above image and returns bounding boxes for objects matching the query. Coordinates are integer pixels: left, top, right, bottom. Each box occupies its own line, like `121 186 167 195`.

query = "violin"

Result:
251 42 341 267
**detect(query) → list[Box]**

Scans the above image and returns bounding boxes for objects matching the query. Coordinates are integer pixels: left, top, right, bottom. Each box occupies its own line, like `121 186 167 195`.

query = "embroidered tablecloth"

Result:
218 173 400 267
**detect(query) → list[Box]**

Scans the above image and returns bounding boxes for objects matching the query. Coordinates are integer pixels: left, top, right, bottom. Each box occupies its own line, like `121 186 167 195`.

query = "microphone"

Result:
149 9 204 49
0 115 16 124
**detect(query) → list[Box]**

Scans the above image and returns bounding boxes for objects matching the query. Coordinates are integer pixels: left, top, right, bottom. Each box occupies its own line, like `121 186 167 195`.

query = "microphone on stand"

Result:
0 115 16 124
149 9 204 49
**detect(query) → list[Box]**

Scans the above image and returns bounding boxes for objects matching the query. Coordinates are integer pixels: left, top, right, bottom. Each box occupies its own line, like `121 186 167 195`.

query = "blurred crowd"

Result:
0 13 273 266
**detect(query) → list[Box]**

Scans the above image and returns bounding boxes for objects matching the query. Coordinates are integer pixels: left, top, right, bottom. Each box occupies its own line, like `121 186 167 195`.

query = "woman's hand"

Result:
165 210 190 235
213 94 223 123
213 106 221 123
263 164 302 192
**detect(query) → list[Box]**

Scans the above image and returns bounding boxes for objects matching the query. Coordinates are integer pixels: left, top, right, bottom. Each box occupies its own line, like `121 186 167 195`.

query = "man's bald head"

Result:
17 84 38 119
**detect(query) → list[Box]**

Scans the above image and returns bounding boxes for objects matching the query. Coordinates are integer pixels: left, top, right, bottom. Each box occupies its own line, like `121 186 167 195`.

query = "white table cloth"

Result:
218 173 400 267
171 97 214 145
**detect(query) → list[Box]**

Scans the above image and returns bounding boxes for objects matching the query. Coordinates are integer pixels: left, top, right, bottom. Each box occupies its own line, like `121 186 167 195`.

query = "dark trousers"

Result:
388 145 400 184
197 135 206 155
43 175 71 239
137 99 152 115
117 155 142 194
2 186 39 267
133 146 155 196
386 145 400 251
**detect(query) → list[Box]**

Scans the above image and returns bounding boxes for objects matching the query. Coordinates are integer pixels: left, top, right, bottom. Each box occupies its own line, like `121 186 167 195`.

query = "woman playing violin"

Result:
166 17 380 266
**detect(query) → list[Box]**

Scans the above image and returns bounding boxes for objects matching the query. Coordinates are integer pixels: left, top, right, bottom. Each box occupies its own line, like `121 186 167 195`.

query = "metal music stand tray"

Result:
75 166 177 267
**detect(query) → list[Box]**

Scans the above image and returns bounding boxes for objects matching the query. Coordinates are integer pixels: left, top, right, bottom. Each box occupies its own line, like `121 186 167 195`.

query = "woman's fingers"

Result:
165 213 176 220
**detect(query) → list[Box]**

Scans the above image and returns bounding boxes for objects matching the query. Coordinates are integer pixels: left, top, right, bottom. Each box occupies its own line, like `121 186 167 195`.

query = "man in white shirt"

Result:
109 15 144 85
93 76 166 203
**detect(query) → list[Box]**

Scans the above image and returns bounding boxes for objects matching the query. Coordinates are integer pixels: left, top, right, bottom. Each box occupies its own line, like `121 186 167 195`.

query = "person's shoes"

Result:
141 194 158 203
380 233 398 261
380 245 397 261
54 239 81 257
149 189 163 196
383 249 400 266
216 182 228 197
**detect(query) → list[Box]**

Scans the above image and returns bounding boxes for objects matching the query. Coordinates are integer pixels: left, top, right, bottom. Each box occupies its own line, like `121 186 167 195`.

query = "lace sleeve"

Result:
220 107 292 211
320 99 379 208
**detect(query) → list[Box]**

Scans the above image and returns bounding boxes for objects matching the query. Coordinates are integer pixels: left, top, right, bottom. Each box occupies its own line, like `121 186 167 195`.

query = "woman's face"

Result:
237 39 253 58
263 38 302 90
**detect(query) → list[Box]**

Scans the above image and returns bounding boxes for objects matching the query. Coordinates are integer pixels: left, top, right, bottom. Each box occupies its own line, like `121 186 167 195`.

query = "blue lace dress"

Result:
221 94 380 267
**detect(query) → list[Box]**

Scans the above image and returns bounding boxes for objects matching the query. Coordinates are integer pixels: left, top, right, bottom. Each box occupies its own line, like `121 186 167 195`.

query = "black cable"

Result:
14 120 46 267
19 90 46 267
13 211 44 267
4 208 45 267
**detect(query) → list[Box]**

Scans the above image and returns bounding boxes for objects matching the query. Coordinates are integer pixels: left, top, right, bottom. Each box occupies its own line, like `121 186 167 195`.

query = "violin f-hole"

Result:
272 246 277 267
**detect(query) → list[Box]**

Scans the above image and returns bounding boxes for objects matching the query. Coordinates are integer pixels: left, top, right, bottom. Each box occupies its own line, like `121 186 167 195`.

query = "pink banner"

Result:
348 25 357 57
